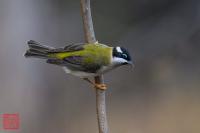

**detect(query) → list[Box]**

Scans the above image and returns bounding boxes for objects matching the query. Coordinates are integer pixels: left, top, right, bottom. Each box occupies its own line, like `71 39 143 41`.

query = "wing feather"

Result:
48 43 84 53
46 43 102 73
63 56 101 73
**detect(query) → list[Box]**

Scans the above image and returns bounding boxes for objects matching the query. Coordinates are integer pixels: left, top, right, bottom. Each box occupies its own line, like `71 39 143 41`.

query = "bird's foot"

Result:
83 78 107 90
94 83 107 90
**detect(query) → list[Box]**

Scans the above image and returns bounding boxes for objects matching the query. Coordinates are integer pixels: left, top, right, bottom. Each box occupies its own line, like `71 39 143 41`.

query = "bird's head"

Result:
112 46 133 67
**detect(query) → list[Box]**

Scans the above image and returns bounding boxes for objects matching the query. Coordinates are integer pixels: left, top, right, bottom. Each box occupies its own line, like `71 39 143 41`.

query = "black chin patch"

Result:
122 62 128 65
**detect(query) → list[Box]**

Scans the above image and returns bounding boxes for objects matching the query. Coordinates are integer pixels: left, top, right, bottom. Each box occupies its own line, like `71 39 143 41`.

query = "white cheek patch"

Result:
116 46 123 53
112 57 127 64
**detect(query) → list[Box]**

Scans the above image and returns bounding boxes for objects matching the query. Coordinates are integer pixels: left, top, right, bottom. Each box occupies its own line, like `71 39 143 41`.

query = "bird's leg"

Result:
83 78 107 90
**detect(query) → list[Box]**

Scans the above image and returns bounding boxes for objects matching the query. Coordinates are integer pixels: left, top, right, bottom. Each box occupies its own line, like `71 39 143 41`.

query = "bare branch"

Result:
80 0 108 133
80 0 96 43
95 76 108 133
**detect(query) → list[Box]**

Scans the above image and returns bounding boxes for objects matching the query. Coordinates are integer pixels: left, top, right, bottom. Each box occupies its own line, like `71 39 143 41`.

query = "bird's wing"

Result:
63 56 101 73
45 43 86 71
46 59 66 66
46 43 102 73
48 43 84 53
63 56 83 65
46 56 87 72
46 55 83 66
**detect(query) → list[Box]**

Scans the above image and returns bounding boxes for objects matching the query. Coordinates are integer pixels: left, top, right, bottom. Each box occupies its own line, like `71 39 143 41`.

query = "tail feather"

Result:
24 50 49 58
24 40 54 59
27 40 54 52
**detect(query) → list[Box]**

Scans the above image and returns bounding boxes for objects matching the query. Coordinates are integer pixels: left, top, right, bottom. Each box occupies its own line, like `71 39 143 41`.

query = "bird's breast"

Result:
62 67 97 78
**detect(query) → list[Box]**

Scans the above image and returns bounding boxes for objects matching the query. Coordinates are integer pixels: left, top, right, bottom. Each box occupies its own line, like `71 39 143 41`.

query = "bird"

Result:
24 40 133 90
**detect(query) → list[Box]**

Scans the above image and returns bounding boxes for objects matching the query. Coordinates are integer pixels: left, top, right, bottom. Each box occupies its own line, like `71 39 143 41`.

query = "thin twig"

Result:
80 0 108 133
80 0 96 43
95 76 108 133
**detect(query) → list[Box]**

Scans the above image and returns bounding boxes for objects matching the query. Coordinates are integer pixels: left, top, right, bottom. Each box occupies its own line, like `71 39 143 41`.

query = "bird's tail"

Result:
24 40 54 59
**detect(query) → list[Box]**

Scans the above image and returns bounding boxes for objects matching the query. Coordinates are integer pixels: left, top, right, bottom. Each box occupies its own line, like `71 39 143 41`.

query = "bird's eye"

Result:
123 54 127 58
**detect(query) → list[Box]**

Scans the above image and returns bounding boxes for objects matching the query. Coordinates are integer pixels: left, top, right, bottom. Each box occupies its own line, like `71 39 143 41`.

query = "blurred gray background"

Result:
0 0 200 133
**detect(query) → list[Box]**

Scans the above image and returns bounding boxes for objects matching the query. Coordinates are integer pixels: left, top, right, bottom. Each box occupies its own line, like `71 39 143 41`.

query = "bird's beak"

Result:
123 61 134 68
127 61 134 68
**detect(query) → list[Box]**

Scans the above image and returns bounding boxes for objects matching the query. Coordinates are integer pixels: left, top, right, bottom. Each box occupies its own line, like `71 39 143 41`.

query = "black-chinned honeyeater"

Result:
24 40 133 90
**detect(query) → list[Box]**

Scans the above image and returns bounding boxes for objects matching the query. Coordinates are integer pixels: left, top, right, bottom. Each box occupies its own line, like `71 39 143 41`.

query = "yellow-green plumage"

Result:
48 43 112 66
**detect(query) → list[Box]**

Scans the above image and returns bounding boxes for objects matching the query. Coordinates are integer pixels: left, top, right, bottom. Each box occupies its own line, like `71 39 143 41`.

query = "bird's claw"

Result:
94 83 107 90
83 78 107 90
